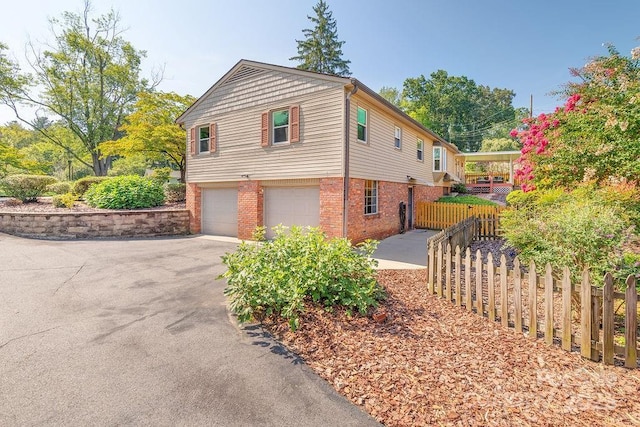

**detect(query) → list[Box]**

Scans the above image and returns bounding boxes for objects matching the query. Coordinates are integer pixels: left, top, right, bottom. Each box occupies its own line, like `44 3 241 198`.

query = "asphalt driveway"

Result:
0 233 378 426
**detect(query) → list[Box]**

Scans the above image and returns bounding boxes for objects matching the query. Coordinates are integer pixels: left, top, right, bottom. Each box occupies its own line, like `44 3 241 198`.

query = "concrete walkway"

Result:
372 229 437 269
0 233 379 426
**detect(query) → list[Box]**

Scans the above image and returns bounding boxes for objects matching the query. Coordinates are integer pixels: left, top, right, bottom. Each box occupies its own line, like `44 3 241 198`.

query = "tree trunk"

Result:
91 152 112 176
179 166 186 184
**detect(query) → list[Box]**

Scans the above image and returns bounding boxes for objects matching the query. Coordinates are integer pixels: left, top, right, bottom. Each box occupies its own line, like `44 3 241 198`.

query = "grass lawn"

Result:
436 194 498 206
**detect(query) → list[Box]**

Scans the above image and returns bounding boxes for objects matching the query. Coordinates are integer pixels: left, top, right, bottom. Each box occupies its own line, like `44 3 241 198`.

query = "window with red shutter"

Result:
290 105 300 143
261 112 269 147
209 123 217 153
190 127 196 155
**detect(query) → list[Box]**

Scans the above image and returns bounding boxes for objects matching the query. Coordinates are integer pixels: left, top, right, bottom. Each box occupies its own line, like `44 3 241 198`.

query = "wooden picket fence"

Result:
415 202 505 239
427 241 639 368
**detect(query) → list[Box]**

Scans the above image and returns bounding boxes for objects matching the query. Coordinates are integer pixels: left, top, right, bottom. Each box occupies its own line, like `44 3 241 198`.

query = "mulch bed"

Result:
261 270 640 426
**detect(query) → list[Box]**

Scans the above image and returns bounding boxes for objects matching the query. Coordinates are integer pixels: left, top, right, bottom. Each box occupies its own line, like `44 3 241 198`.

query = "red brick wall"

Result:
319 177 344 239
186 183 202 234
347 179 444 243
238 180 263 240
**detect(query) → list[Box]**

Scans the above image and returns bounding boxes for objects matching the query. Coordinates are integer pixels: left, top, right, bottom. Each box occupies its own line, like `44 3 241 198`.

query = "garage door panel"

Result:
265 187 320 238
202 188 238 237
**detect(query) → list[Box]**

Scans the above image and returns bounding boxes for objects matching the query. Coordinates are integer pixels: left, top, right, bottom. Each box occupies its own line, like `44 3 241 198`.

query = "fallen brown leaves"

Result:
262 269 640 426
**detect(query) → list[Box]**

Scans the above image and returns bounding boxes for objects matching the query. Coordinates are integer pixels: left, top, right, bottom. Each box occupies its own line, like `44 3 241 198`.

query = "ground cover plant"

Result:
437 194 497 206
222 226 384 330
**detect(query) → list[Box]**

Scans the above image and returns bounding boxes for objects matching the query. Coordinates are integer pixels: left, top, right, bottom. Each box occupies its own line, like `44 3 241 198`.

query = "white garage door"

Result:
264 187 320 238
201 188 238 237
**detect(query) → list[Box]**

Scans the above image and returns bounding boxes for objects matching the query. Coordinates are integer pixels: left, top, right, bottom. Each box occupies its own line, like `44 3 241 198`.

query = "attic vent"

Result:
223 66 266 85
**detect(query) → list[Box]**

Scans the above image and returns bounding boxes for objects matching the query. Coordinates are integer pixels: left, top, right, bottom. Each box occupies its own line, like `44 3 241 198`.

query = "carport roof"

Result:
455 151 521 162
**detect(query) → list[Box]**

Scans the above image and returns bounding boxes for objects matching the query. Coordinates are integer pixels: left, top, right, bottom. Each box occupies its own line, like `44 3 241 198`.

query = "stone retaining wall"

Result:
0 209 190 239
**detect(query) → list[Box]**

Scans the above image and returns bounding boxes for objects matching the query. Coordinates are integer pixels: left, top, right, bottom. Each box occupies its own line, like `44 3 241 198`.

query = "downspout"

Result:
343 82 358 238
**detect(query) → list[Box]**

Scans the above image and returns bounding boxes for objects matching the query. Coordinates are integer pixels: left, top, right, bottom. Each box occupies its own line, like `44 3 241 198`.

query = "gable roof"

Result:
176 59 459 154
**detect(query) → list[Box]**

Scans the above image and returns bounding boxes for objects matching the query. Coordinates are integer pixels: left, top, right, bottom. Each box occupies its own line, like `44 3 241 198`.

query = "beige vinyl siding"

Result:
349 94 436 185
184 70 345 182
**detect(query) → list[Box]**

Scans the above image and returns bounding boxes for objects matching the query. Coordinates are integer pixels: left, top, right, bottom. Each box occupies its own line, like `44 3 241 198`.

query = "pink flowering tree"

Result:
510 44 640 191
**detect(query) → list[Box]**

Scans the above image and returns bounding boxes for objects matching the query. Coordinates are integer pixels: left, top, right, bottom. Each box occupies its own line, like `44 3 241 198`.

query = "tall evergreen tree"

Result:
290 0 351 76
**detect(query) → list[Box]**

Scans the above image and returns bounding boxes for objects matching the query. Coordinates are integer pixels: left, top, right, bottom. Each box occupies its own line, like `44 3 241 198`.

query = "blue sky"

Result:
1 0 639 125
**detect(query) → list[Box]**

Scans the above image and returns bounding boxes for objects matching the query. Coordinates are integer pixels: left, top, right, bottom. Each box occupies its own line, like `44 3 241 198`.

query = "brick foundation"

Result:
319 177 344 239
238 181 263 240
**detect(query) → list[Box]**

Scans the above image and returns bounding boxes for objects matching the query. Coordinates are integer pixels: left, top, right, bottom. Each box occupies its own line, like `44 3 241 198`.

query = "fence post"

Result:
580 270 592 360
561 267 572 352
445 243 452 302
591 293 600 362
436 242 443 297
602 273 614 365
427 241 435 294
465 248 472 311
529 260 538 339
487 253 495 322
475 250 483 315
625 275 637 368
500 255 508 328
455 246 462 307
544 264 554 346
514 257 522 334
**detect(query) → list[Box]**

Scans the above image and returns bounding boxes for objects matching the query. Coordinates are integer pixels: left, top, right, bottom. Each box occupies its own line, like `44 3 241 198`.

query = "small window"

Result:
357 107 367 142
364 180 378 215
273 109 289 144
199 125 210 153
394 126 402 149
433 146 446 171
417 139 424 161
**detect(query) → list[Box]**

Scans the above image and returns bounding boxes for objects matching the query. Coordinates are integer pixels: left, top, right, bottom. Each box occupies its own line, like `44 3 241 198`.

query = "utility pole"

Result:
530 94 533 118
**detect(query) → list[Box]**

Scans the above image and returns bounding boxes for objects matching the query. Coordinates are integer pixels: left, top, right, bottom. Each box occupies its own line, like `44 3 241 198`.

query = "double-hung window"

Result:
417 139 424 161
357 107 367 142
272 109 289 144
433 146 446 171
394 126 402 149
199 125 210 153
364 180 378 215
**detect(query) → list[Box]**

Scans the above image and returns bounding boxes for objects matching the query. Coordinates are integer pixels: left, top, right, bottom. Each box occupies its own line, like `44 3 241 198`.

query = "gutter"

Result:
343 82 358 238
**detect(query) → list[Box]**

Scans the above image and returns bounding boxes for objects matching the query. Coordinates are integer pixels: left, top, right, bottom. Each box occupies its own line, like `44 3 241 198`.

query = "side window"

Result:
364 180 378 215
357 107 367 142
199 125 210 153
433 146 442 171
272 109 289 144
417 139 424 161
394 126 402 149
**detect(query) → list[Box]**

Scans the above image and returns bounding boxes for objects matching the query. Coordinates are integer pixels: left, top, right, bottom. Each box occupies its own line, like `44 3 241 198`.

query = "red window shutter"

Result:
290 105 300 143
261 112 269 147
209 123 216 153
190 127 196 155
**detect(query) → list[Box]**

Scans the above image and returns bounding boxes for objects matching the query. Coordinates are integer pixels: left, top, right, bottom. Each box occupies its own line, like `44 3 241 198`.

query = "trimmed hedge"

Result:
0 174 58 202
47 181 72 195
164 183 186 203
72 176 110 197
84 175 165 209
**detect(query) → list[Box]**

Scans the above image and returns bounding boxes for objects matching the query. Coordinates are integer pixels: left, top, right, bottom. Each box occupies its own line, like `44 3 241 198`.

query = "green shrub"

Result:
452 183 468 194
221 226 384 330
84 175 165 209
149 167 171 184
72 176 110 197
52 192 78 208
501 187 637 287
47 181 72 195
0 174 58 202
164 183 186 203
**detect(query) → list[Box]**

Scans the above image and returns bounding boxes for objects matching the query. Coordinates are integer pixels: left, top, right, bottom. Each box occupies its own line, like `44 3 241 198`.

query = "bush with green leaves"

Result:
52 192 77 208
451 183 468 194
501 186 638 287
46 181 72 195
0 174 58 202
164 183 186 203
221 226 384 330
84 175 165 209
72 176 110 197
149 167 171 184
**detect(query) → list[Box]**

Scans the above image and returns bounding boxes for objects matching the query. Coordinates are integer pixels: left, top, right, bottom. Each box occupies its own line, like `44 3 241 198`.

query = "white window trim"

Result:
417 138 424 161
394 126 402 150
364 180 378 215
198 125 210 154
433 146 447 171
272 109 289 145
357 107 367 143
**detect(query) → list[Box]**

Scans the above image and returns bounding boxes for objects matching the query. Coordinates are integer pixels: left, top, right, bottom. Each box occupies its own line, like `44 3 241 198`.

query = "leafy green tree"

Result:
99 92 194 183
402 70 516 151
0 1 157 177
480 138 521 152
290 0 351 76
378 86 403 107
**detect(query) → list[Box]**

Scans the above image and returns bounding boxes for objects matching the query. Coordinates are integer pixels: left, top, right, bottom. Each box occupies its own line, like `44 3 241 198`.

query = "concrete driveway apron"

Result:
0 233 378 426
